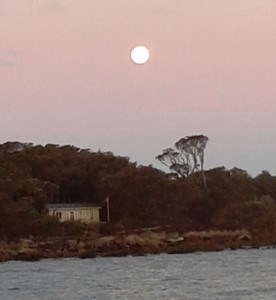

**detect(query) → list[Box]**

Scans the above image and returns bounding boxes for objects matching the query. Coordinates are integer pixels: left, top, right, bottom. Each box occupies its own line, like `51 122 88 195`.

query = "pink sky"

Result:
1 0 276 175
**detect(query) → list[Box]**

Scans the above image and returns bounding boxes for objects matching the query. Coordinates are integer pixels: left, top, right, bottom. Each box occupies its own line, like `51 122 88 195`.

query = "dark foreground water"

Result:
0 248 275 300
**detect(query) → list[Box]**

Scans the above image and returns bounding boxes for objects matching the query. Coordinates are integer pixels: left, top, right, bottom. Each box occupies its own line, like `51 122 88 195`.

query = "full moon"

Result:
131 46 150 64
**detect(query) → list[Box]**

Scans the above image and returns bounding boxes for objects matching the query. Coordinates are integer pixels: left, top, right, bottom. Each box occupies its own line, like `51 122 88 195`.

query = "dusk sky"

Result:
1 0 276 176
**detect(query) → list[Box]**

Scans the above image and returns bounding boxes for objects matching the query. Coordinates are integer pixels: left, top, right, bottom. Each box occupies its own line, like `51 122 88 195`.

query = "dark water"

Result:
0 248 275 299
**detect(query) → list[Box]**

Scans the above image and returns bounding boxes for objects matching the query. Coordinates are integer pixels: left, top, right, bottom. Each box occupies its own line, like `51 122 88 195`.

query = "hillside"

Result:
0 142 275 246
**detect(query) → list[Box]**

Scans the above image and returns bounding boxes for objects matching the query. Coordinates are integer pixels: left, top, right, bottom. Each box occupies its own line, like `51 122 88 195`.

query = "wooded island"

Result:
0 140 275 261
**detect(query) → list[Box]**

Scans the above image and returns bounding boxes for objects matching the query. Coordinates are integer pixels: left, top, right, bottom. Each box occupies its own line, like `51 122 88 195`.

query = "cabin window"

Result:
55 211 62 219
69 211 75 221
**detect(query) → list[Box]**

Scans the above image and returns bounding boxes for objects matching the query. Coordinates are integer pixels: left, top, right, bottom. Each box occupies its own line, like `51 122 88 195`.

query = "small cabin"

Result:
46 203 101 224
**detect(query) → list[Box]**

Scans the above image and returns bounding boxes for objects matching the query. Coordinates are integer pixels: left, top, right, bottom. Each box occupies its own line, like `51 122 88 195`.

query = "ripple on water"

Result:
0 249 275 300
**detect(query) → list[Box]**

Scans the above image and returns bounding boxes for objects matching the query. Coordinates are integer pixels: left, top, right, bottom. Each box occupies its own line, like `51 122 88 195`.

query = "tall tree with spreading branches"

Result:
156 135 208 187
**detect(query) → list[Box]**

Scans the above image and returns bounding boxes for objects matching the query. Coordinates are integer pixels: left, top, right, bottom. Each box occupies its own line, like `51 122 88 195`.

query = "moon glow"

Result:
131 46 150 64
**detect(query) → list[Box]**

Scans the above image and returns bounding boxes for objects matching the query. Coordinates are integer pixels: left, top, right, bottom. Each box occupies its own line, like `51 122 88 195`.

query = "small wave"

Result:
8 287 21 291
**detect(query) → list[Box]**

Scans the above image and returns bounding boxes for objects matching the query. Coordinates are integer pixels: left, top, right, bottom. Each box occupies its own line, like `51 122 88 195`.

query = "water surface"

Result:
0 248 275 299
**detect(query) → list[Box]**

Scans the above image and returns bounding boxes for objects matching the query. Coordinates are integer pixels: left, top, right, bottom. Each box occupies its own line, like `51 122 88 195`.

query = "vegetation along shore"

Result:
0 139 275 262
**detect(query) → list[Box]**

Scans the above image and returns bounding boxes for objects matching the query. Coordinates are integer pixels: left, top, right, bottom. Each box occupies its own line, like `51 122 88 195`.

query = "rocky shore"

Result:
1 229 270 263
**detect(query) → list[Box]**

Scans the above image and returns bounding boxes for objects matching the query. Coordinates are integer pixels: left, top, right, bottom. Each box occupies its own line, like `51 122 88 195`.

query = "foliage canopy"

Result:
0 141 275 242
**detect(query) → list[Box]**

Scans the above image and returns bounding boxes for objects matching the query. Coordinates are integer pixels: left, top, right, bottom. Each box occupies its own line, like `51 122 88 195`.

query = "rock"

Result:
97 236 115 248
0 241 9 249
77 241 86 250
125 234 145 247
19 238 33 247
167 237 184 243
9 249 19 257
0 252 10 262
56 248 67 257
77 241 86 256
67 239 78 251
238 233 251 241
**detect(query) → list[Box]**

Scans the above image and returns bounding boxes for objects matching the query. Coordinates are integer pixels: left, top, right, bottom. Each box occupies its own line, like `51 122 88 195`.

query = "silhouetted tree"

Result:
156 135 208 187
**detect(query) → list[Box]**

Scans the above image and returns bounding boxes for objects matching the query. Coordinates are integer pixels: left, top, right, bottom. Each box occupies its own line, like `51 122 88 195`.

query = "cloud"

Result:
0 48 25 68
38 1 65 13
0 48 25 57
0 59 13 68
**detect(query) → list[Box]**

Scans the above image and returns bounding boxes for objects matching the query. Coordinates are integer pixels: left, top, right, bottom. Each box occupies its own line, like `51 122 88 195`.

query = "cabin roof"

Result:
46 203 101 209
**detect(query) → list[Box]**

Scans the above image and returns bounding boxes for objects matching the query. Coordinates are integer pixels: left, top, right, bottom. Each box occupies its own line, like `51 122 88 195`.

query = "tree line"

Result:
0 140 275 243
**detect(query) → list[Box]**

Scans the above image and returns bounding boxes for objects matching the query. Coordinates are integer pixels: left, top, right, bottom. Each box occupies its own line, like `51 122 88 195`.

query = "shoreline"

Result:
1 229 275 263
